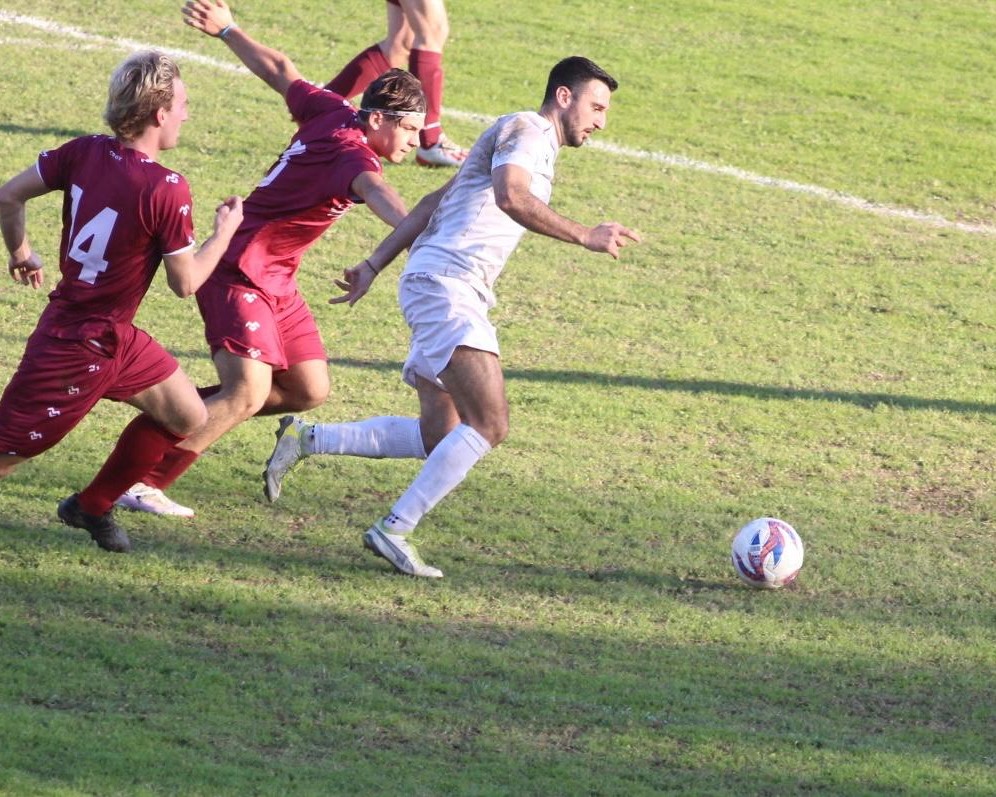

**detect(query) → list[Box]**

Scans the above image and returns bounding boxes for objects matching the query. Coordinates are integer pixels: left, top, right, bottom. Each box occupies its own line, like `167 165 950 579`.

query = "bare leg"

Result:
326 2 412 97
261 358 329 416
398 0 467 160
398 0 449 52
175 349 275 454
362 347 504 577
143 355 329 502
387 346 508 530
381 2 415 66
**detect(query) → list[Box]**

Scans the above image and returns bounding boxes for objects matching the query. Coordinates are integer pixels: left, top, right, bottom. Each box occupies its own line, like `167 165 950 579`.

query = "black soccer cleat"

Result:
57 493 132 553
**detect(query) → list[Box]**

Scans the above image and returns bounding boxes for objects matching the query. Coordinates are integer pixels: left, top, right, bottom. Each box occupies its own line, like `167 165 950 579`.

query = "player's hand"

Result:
584 222 641 259
330 260 378 307
182 0 235 37
213 195 243 236
8 252 44 289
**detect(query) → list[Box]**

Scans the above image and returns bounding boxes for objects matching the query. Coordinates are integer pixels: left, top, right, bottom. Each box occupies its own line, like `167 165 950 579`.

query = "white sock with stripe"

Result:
309 417 426 459
384 423 492 533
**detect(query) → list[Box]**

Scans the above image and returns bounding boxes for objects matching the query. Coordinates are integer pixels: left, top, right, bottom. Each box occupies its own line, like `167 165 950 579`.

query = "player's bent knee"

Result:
215 387 268 423
288 384 329 412
418 17 449 47
472 415 508 448
488 417 509 447
169 404 210 437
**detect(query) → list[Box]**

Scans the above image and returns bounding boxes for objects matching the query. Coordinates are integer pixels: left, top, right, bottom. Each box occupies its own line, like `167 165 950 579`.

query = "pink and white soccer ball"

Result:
731 517 804 588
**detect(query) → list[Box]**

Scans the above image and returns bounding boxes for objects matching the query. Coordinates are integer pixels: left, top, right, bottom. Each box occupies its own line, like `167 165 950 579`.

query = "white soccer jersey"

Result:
403 111 559 307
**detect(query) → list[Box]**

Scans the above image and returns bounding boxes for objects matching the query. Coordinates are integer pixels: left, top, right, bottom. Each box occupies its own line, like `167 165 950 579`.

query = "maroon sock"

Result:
410 49 444 148
140 384 217 490
144 446 200 491
326 44 392 99
77 415 185 516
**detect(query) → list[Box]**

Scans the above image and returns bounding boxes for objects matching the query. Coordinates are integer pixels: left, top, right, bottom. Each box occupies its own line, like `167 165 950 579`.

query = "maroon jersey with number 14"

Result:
0 134 195 458
34 134 195 349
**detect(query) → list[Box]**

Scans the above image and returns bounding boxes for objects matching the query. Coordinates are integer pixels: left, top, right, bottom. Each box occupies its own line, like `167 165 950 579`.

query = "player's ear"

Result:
555 85 573 109
366 110 384 131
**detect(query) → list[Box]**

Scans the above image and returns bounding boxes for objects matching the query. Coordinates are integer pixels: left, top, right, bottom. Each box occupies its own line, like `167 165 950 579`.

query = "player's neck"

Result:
539 106 566 149
118 131 161 162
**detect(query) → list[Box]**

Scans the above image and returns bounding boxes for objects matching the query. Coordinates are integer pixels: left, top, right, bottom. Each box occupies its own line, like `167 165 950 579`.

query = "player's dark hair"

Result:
359 68 427 118
542 56 618 105
105 50 180 141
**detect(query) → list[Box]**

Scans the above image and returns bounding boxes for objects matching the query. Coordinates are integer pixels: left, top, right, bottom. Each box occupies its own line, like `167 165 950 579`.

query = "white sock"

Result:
309 417 426 459
384 423 492 533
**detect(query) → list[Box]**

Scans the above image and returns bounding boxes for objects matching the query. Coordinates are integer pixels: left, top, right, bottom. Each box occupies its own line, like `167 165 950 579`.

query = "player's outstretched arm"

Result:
351 171 409 229
330 178 454 306
493 164 640 259
0 165 50 289
162 196 243 297
181 0 303 96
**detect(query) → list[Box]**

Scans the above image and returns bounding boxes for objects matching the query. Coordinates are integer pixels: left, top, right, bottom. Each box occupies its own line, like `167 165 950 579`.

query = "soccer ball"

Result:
731 517 804 589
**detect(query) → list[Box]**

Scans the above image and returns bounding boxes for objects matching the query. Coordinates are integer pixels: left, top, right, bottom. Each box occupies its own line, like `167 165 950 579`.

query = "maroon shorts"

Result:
196 274 327 371
0 325 178 458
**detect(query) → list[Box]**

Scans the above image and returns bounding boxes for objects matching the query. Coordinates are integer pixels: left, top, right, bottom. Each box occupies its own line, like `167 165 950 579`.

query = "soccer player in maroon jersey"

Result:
327 0 468 167
0 50 243 552
115 1 426 516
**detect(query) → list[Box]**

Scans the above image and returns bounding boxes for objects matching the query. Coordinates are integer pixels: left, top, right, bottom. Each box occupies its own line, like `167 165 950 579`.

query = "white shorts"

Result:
398 272 500 389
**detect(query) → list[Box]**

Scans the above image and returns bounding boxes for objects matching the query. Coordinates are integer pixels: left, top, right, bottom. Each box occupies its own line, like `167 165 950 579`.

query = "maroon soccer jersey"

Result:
221 80 382 296
34 135 194 346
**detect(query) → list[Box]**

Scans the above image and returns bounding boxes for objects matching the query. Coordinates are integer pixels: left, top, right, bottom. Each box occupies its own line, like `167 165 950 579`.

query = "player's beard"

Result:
562 111 591 148
564 124 589 148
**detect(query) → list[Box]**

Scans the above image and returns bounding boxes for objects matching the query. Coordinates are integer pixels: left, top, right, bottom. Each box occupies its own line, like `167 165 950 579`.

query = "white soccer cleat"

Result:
362 521 443 578
263 415 309 503
115 482 194 518
416 133 468 168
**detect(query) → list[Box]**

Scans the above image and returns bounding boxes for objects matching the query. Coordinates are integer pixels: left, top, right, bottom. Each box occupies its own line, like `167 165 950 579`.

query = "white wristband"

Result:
219 23 239 40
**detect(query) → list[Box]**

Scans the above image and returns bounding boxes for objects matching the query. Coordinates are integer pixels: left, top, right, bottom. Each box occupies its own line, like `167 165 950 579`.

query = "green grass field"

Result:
1 1 993 794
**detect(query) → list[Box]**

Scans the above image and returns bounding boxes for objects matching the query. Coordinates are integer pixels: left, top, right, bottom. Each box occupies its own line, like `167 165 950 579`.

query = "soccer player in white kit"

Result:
265 56 640 577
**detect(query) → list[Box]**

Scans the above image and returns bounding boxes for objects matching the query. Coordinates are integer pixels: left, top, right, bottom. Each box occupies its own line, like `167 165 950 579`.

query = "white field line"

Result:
0 11 250 73
0 35 101 49
3 9 993 236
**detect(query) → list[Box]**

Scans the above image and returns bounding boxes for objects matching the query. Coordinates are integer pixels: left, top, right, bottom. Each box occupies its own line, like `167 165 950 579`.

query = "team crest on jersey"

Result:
242 292 259 304
245 321 261 332
328 197 352 219
47 407 61 418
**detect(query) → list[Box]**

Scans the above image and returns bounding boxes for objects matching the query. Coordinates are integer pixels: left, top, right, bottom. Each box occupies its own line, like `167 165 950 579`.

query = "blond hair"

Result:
104 51 180 141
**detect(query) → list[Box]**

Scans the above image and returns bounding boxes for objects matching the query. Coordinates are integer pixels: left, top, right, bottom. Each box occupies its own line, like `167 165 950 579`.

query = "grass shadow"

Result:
0 541 991 795
0 122 90 140
329 358 996 415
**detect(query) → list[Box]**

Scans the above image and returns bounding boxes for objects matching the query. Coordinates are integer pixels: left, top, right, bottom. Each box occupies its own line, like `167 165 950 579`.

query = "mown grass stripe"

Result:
3 8 993 236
